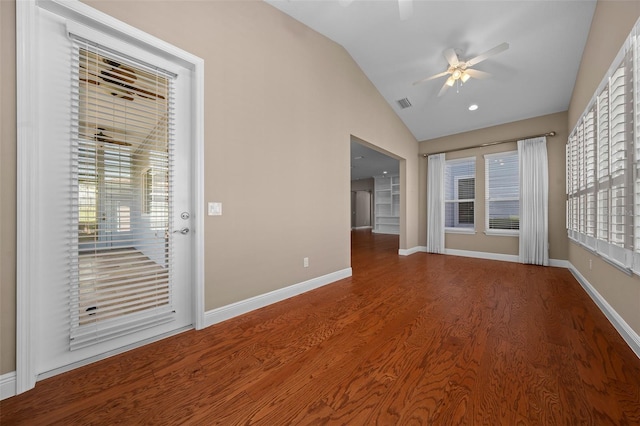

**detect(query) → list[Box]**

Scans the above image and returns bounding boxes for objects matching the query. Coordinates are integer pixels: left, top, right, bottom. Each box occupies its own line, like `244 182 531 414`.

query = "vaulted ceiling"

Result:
266 0 596 143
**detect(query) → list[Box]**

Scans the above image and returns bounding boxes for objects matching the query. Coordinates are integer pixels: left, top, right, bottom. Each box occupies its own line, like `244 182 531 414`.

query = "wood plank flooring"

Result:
2 229 640 424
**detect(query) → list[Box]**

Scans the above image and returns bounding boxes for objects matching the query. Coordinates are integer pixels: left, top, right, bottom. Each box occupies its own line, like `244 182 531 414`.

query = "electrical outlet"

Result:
303 257 309 268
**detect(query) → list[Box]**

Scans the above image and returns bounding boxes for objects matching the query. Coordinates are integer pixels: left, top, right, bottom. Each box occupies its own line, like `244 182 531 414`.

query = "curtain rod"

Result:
419 131 556 157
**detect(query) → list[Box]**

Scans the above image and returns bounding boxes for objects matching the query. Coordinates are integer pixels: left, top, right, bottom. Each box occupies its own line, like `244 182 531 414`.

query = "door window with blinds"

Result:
566 19 639 274
70 38 176 349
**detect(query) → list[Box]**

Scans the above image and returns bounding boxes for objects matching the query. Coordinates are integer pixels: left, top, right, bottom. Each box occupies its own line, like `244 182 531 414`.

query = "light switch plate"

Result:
208 202 222 216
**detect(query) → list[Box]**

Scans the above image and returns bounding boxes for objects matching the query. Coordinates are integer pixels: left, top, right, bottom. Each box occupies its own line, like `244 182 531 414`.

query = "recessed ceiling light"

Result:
383 171 388 174
468 104 479 111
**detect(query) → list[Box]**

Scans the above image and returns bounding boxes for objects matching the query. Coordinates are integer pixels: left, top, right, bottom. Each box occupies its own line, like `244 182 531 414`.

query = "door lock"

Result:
180 212 190 220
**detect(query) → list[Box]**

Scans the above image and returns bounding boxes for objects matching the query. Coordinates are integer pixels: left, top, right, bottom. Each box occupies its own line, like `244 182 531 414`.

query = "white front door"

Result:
31 7 195 377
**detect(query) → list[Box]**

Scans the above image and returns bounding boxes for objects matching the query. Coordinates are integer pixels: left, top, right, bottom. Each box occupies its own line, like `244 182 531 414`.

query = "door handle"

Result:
173 227 190 235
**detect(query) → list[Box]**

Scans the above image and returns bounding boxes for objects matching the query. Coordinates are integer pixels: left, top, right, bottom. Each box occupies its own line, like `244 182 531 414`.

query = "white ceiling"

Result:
351 139 399 180
266 0 597 143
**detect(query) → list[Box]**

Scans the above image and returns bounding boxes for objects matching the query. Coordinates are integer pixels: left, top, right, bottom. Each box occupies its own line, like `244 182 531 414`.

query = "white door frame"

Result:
16 0 205 394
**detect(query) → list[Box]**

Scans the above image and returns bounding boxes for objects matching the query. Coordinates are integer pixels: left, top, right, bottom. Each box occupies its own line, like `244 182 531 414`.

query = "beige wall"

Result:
567 1 640 336
1 0 17 376
418 112 569 261
0 0 420 374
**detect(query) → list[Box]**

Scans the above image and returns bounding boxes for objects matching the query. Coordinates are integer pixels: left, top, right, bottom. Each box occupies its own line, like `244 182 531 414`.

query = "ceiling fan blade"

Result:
465 42 509 67
437 81 450 97
412 71 450 85
464 69 492 80
443 48 459 67
398 0 413 20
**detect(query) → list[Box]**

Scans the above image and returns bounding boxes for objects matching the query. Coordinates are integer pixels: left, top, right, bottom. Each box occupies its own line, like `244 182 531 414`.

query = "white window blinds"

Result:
485 151 519 233
444 157 475 231
69 36 177 350
566 19 639 274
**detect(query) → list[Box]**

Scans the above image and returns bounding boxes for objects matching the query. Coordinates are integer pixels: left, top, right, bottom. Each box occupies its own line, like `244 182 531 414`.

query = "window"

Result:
566 20 639 274
485 151 519 233
444 157 475 231
70 42 175 349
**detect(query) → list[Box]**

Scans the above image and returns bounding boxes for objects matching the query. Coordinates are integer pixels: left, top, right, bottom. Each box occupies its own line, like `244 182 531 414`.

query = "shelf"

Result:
374 175 400 235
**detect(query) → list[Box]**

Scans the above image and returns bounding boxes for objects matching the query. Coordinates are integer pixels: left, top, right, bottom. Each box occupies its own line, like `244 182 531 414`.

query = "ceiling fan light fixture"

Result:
445 76 455 87
461 72 471 83
451 69 462 80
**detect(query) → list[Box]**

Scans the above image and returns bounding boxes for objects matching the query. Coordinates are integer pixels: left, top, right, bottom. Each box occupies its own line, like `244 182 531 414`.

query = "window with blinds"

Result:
69 37 176 350
566 20 638 274
485 151 519 233
444 157 475 231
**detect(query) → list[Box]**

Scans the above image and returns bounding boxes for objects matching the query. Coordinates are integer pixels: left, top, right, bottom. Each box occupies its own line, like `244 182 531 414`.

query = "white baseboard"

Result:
444 248 568 268
398 246 426 256
549 259 571 268
204 268 352 328
444 248 520 263
1 371 16 401
568 264 640 359
352 226 372 230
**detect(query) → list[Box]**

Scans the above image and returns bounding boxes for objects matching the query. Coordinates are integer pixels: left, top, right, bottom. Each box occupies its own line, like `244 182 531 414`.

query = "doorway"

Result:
351 190 372 229
16 0 204 393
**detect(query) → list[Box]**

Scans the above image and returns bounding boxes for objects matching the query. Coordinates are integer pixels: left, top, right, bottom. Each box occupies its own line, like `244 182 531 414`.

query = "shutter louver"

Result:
608 58 631 261
584 109 597 247
70 37 176 350
597 87 610 247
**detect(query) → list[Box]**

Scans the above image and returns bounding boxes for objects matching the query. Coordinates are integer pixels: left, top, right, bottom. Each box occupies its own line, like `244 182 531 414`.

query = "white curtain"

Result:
518 137 549 265
426 153 445 254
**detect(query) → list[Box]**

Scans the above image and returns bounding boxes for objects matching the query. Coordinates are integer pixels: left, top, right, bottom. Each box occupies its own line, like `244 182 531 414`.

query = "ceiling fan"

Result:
340 0 413 21
92 128 131 147
413 42 509 96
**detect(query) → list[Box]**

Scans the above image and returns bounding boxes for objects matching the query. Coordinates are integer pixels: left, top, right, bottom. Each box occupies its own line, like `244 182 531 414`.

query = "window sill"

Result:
567 235 634 277
484 230 519 237
445 228 476 235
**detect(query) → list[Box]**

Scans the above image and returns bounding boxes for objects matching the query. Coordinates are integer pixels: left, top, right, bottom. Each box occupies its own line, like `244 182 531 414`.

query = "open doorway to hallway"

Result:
350 137 400 263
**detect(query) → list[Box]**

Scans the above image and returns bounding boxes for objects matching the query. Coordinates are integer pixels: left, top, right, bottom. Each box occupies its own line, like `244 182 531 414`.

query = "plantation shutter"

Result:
566 22 638 274
69 35 177 350
596 87 610 252
634 30 640 273
608 54 632 266
584 109 597 248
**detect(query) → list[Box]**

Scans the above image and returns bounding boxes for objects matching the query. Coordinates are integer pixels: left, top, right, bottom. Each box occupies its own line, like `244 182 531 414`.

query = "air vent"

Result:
397 97 412 109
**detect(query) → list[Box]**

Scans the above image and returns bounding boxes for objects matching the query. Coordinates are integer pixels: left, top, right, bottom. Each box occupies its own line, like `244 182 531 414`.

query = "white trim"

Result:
204 268 352 328
568 264 640 359
40 0 202 68
36 325 192 382
445 228 476 235
398 246 425 256
549 259 571 268
445 248 520 263
1 372 17 401
16 0 205 395
484 229 519 237
352 226 373 230
16 0 38 395
193 58 205 330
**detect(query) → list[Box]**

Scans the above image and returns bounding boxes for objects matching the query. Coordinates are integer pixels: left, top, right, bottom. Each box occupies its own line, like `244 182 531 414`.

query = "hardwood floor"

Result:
2 229 640 424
